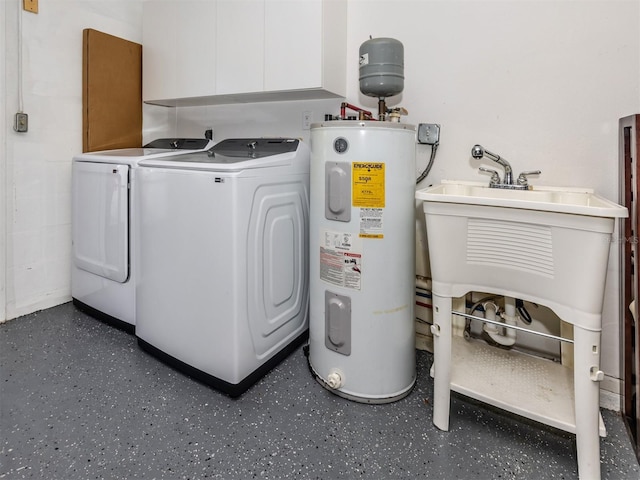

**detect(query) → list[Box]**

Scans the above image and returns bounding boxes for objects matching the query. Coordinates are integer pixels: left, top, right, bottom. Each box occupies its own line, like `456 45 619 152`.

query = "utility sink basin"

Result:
416 181 628 331
418 180 626 217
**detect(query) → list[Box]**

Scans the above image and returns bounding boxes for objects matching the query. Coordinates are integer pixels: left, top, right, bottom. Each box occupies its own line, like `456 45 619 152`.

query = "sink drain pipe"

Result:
483 297 517 347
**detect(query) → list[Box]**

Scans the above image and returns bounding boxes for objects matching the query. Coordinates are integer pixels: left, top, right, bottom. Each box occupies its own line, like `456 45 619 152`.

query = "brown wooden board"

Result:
83 29 142 152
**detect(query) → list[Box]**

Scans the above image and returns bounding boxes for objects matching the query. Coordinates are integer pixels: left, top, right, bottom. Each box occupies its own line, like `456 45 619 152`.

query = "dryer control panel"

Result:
211 138 299 159
144 138 212 150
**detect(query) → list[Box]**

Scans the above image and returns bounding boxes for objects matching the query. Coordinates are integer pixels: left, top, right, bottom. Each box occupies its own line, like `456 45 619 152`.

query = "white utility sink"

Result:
416 180 628 331
417 180 628 479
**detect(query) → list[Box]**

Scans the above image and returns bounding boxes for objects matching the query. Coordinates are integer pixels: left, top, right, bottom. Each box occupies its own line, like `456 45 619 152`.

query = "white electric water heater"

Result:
308 121 417 403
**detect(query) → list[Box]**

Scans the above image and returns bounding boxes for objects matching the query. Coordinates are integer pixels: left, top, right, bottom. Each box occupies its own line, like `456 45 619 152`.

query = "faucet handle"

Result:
479 167 500 185
517 170 541 186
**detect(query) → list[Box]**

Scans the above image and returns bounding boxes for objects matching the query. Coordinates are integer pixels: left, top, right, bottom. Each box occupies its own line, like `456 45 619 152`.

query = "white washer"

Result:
135 138 310 396
71 138 215 331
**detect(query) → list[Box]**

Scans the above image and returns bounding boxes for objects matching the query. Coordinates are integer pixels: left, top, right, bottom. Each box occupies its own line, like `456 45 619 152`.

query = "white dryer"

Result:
71 137 214 332
135 138 310 396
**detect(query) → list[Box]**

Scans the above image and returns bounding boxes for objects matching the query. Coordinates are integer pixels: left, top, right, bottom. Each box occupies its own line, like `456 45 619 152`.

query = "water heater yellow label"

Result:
352 162 385 208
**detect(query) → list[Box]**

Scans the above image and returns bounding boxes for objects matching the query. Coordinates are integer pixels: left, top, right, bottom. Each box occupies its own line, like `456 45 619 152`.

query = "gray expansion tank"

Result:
358 37 404 98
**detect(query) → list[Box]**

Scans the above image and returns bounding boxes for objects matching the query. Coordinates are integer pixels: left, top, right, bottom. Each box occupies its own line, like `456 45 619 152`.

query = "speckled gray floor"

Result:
1 303 638 480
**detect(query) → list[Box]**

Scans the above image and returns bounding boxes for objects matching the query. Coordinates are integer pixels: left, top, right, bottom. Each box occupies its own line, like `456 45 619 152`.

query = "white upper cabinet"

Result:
215 0 265 95
143 0 346 106
143 1 217 103
264 0 322 92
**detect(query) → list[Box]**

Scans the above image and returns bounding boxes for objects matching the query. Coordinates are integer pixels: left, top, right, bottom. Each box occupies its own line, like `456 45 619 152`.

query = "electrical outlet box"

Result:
417 123 440 145
14 113 28 133
23 0 38 13
302 111 312 130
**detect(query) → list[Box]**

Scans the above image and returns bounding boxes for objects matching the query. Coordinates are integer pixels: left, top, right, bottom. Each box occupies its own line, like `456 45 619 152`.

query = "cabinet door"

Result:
143 0 216 102
216 0 264 95
264 0 322 91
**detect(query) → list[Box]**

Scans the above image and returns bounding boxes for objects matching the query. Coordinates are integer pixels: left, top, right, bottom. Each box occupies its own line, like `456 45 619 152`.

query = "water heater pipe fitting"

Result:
326 370 344 389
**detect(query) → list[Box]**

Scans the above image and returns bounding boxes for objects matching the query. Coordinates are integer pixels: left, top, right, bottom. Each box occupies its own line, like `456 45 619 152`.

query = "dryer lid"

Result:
210 138 299 160
73 138 216 164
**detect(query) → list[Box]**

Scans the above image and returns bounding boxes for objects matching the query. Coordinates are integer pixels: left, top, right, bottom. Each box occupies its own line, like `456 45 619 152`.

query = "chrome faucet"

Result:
471 144 514 184
471 144 540 190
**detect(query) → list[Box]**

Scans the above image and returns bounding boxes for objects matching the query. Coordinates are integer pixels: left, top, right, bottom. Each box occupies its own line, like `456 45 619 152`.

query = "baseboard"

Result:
600 374 622 412
4 293 71 322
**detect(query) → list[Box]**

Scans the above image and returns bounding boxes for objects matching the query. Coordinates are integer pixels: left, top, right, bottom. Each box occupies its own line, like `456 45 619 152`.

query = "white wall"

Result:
149 1 640 384
2 0 143 321
1 1 7 321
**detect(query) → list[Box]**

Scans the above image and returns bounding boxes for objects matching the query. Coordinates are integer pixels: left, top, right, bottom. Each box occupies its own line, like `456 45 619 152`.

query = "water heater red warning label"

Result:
319 230 362 290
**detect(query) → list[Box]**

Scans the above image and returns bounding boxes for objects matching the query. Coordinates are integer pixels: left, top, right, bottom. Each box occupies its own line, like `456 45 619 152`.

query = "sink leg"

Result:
573 326 602 480
432 294 452 431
